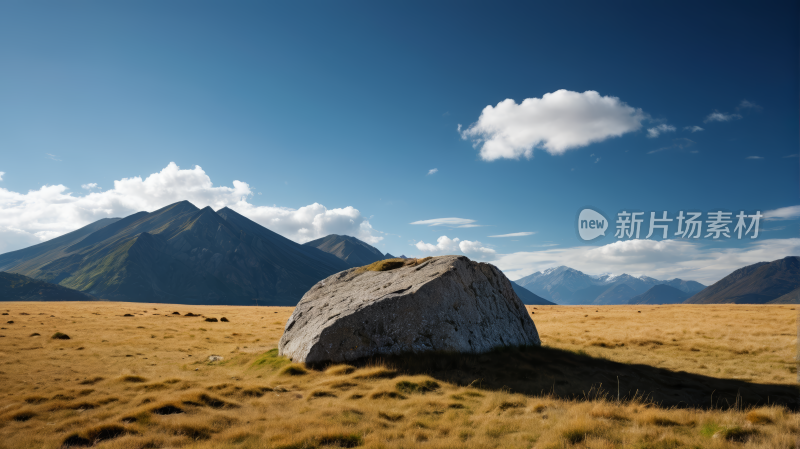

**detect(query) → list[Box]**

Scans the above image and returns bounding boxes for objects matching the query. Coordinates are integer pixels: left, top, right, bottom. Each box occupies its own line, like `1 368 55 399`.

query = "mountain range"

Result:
0 201 794 307
515 266 706 305
0 201 351 305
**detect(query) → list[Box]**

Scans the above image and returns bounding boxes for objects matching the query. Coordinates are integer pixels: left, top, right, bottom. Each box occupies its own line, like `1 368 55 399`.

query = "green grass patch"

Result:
250 349 291 370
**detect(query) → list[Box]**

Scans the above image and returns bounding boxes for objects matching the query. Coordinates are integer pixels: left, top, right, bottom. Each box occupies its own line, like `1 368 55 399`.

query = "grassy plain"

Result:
0 302 796 448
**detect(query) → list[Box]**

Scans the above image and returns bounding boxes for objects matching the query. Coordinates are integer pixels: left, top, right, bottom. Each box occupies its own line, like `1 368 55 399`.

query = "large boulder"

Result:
279 255 540 364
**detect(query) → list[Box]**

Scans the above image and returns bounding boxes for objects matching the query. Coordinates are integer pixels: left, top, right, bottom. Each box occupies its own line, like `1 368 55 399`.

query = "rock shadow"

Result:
340 345 798 410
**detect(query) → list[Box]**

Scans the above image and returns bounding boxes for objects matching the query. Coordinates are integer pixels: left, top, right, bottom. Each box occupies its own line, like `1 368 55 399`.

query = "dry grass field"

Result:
0 302 796 449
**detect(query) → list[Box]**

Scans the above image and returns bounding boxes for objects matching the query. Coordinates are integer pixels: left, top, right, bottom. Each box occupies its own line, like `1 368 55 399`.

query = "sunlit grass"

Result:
0 302 795 448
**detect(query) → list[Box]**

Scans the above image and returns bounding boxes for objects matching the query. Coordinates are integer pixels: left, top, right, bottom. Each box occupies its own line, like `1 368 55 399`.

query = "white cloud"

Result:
459 90 647 161
745 156 763 160
415 235 495 257
489 232 535 238
684 126 704 133
737 100 762 111
81 183 99 190
493 238 800 285
0 172 4 181
764 205 800 221
427 168 438 175
783 154 798 158
45 153 61 161
704 111 742 123
646 124 676 138
410 217 476 227
0 162 382 254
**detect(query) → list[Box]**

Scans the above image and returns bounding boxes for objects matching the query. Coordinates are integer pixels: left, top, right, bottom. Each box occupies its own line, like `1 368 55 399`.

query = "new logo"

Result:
578 209 608 241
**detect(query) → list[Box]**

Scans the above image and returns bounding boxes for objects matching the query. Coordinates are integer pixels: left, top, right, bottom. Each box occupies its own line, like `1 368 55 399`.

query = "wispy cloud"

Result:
0 172 4 181
745 156 763 160
427 168 438 175
737 100 762 112
81 183 99 190
684 126 704 133
783 154 798 158
45 153 62 161
704 111 742 123
764 205 800 221
646 124 676 138
410 218 476 227
489 232 535 238
648 138 695 154
459 90 647 160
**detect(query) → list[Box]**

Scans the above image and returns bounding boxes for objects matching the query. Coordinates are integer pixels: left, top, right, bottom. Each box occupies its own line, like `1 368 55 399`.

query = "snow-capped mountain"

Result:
514 266 705 305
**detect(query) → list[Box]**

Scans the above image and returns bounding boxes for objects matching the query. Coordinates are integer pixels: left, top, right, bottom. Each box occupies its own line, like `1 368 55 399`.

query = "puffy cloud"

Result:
416 235 461 253
764 205 800 221
415 235 495 258
684 126 704 133
81 183 99 190
427 168 438 175
704 111 742 123
488 232 535 238
493 238 800 285
0 171 4 181
410 217 476 227
0 162 382 253
459 90 647 161
646 124 676 138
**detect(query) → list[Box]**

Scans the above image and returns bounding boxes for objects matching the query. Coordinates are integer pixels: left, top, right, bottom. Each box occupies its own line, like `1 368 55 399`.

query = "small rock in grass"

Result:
204 317 218 322
208 355 224 362
52 332 70 340
123 314 134 317
220 317 229 322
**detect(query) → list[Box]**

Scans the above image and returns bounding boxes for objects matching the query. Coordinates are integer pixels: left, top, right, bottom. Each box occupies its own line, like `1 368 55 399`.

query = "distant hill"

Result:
515 266 705 305
770 287 800 304
303 234 386 267
510 282 555 305
629 284 689 305
685 256 800 304
0 272 96 301
0 201 350 305
593 283 637 305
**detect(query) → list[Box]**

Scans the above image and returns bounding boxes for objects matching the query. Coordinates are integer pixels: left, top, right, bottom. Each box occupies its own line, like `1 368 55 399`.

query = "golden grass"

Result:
0 302 795 448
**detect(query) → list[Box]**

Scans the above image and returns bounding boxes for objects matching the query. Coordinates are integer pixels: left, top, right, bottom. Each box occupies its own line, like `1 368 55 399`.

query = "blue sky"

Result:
0 1 798 284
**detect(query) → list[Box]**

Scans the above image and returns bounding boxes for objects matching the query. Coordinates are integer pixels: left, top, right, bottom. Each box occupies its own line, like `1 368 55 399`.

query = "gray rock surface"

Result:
279 255 540 364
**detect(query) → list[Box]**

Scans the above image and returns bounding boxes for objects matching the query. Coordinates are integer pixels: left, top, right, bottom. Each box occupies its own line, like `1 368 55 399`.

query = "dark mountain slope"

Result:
0 217 121 272
629 284 689 305
0 272 96 301
510 281 556 305
303 234 386 267
685 257 800 304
